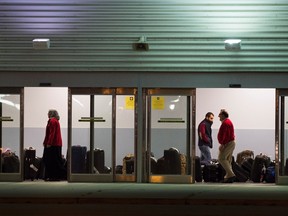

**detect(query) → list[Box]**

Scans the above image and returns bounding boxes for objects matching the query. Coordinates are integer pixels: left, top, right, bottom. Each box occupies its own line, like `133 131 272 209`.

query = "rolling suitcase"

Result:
94 148 105 173
195 156 203 182
156 156 166 174
24 148 37 180
71 146 87 173
251 154 271 183
123 154 134 174
232 162 249 182
87 148 105 173
163 148 181 174
241 157 254 175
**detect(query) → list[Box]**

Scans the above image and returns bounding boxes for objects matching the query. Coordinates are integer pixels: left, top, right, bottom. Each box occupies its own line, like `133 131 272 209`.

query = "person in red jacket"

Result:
217 109 236 183
43 109 65 181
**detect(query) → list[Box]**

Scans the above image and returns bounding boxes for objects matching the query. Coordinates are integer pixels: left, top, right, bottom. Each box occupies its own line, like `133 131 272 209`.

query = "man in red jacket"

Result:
43 109 65 181
217 109 236 183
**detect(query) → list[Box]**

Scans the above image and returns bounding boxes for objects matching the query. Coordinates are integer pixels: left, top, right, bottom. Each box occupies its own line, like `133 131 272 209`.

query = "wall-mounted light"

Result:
224 39 241 51
132 36 149 51
32 38 50 50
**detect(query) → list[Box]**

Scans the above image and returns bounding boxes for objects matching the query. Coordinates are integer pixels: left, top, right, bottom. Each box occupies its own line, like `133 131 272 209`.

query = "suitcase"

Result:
71 146 87 173
125 158 134 174
232 162 249 182
2 152 20 173
150 157 157 174
35 157 45 180
123 154 134 174
87 148 105 173
241 157 254 175
236 150 254 164
30 157 43 180
285 158 288 175
195 156 203 182
24 148 38 180
203 164 218 182
156 156 166 174
163 148 181 174
115 165 123 174
264 166 275 183
251 154 271 183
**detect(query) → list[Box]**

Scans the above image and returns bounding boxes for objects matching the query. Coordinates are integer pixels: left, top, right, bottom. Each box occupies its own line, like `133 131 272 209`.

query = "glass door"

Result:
276 89 288 185
144 88 196 183
0 88 23 182
68 88 137 182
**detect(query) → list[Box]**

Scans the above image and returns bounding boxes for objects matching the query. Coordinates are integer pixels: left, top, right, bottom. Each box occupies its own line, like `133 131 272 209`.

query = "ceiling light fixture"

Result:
224 39 241 51
32 38 50 50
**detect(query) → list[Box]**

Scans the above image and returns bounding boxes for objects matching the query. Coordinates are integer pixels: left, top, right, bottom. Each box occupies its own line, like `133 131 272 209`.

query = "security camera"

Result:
132 36 149 51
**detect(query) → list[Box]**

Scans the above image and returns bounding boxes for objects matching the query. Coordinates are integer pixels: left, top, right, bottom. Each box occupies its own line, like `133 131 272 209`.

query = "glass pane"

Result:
94 95 112 174
0 94 20 173
71 95 112 174
116 95 135 175
150 95 188 175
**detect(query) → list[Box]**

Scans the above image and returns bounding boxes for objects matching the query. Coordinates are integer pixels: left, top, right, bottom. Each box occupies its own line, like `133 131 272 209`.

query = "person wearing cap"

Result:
217 109 236 183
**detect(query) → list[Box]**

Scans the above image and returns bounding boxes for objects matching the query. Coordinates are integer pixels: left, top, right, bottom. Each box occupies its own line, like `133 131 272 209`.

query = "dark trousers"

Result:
43 146 65 180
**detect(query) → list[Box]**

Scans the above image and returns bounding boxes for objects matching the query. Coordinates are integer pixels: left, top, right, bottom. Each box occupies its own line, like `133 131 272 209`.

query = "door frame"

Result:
0 87 24 182
67 87 137 182
275 89 288 185
143 88 196 183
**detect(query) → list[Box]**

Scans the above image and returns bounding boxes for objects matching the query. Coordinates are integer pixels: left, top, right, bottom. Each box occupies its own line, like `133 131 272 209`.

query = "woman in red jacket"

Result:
43 109 65 181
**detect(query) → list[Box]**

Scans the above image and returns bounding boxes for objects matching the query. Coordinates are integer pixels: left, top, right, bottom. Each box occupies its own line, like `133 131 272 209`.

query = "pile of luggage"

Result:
196 150 275 183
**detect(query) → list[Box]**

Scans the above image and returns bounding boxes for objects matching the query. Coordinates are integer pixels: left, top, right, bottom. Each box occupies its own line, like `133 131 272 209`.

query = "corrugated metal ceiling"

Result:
0 0 288 72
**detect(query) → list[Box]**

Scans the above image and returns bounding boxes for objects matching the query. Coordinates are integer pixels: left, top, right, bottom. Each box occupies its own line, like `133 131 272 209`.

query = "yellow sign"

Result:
125 96 135 109
152 96 165 110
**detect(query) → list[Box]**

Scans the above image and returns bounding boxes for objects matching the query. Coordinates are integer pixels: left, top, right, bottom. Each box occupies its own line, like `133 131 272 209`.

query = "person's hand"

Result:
219 145 224 152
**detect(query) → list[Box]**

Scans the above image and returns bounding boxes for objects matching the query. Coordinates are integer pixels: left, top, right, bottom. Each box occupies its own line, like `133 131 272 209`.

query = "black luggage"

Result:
35 157 45 180
123 154 134 174
241 157 254 175
285 158 288 175
232 162 249 182
2 152 20 173
156 156 166 174
87 148 105 173
115 165 123 174
163 148 181 174
156 148 181 175
202 162 225 182
195 156 202 182
71 146 87 173
150 156 157 174
251 154 271 183
202 164 218 182
24 148 37 180
236 150 254 164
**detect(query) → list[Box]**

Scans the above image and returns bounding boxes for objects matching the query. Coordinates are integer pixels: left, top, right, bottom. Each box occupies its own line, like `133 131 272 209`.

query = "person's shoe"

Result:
223 176 236 183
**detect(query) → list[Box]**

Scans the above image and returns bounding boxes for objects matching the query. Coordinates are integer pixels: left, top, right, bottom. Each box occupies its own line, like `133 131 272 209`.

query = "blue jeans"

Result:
199 145 212 165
